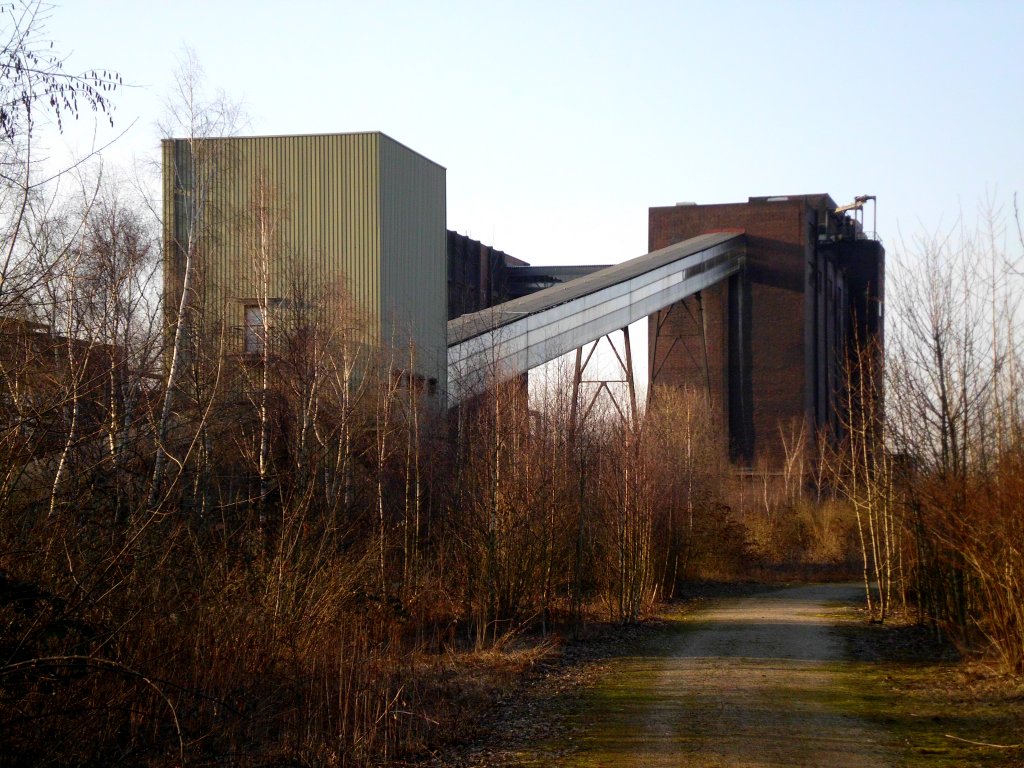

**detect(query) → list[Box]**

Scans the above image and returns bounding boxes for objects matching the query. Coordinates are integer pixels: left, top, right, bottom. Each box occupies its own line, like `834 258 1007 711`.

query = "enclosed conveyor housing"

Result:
446 231 746 406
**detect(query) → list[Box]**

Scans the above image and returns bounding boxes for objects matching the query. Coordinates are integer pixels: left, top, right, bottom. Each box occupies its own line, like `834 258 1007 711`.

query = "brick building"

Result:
446 232 525 321
648 194 883 466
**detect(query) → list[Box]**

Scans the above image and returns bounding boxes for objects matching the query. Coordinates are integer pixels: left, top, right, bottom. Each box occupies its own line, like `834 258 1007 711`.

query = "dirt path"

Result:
471 583 893 767
539 583 891 767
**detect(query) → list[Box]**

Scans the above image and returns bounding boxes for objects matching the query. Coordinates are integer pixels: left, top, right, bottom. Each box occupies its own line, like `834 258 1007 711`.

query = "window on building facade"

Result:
244 304 265 355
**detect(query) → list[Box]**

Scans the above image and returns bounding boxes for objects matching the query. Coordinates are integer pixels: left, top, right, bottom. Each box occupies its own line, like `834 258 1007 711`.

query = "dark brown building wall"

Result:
446 231 525 321
649 198 824 465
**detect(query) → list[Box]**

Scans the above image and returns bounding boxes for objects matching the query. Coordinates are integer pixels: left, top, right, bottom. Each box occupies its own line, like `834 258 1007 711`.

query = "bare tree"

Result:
644 385 728 593
149 48 243 511
0 0 120 314
827 335 899 620
883 205 1024 669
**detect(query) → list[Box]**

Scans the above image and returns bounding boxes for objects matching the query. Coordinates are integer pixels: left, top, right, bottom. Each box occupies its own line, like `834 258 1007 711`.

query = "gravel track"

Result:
557 583 892 767
433 582 895 767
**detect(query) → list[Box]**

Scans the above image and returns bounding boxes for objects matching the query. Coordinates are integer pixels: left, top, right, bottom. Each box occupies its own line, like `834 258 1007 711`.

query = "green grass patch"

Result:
831 611 1024 767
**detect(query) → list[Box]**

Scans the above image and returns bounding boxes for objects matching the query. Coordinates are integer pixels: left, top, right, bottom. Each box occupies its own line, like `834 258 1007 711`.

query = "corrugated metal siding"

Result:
161 139 178 322
164 132 447 390
379 135 447 389
162 139 191 324
167 133 385 342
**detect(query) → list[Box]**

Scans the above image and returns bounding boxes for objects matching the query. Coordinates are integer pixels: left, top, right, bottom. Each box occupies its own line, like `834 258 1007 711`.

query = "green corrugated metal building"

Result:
163 131 447 395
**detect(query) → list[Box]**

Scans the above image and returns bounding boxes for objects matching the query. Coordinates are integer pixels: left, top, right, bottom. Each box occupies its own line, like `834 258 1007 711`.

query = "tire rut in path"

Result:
553 583 892 767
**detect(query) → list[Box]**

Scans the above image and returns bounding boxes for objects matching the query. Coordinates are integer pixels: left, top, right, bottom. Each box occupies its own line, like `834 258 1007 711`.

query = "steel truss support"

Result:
570 326 639 433
648 291 712 408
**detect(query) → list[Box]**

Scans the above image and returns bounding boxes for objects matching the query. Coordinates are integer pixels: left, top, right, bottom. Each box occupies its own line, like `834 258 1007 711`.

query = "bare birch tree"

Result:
149 49 243 511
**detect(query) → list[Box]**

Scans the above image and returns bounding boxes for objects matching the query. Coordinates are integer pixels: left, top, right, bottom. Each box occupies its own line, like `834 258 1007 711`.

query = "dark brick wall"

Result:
446 232 523 321
649 198 825 465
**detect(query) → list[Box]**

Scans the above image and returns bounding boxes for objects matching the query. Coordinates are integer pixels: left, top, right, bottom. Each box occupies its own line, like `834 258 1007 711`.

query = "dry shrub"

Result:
728 468 860 574
643 386 733 593
795 497 859 565
907 447 1024 673
0 504 427 766
746 513 815 568
683 504 753 581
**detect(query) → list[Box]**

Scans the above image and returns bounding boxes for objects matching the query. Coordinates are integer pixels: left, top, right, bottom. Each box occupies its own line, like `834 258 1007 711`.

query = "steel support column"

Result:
570 328 639 429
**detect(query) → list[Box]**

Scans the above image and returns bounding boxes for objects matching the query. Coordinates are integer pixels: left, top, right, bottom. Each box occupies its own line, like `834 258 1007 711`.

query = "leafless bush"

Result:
882 203 1024 670
642 385 734 588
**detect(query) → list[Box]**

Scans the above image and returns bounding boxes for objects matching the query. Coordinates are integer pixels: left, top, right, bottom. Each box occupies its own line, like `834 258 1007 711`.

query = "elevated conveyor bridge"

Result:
446 231 746 407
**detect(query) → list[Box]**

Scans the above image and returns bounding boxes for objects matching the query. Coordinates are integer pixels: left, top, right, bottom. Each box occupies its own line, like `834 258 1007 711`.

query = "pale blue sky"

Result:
46 0 1023 268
